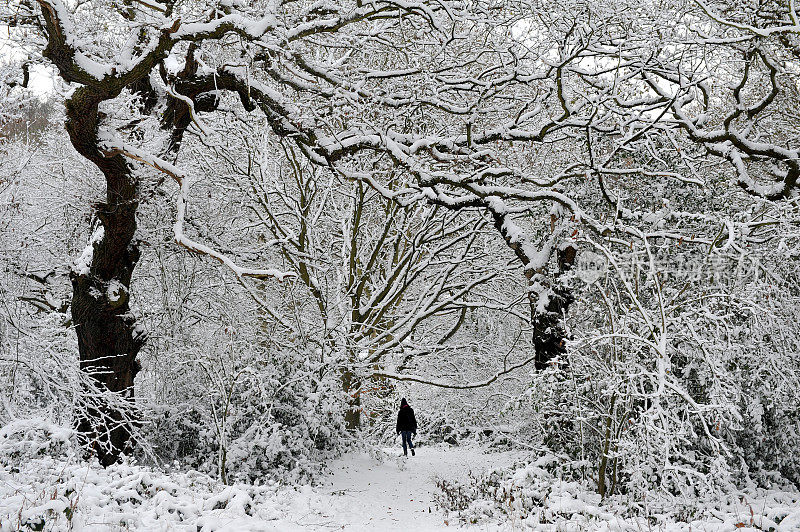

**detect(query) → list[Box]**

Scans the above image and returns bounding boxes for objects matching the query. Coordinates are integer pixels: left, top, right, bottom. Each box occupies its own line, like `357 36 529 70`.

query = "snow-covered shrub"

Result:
0 438 311 532
136 314 347 485
218 349 346 484
0 418 75 470
503 241 800 499
435 453 800 530
717 286 800 487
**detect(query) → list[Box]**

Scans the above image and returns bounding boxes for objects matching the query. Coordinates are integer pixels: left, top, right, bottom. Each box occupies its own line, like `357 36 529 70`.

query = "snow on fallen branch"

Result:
99 134 294 282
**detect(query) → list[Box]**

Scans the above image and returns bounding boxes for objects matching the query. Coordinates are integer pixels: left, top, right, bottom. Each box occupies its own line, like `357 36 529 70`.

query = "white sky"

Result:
1 23 55 96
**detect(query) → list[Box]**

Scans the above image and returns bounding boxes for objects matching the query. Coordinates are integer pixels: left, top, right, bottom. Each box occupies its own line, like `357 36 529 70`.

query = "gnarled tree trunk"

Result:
531 244 576 370
66 88 144 466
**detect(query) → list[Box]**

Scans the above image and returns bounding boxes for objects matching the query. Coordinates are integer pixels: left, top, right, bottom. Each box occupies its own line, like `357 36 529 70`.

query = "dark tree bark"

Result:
28 0 269 463
65 88 145 466
489 208 576 370
341 369 362 431
532 244 576 370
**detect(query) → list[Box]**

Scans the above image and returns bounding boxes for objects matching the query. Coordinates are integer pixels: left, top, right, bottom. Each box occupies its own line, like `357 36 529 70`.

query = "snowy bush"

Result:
136 324 347 484
495 233 800 499
211 350 347 485
435 453 800 530
0 436 301 531
0 418 75 470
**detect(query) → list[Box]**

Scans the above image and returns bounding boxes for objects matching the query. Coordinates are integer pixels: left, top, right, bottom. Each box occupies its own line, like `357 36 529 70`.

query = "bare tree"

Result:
202 130 518 428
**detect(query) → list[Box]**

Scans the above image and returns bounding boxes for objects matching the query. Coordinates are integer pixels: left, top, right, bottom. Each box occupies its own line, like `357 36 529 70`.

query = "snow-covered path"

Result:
275 445 522 531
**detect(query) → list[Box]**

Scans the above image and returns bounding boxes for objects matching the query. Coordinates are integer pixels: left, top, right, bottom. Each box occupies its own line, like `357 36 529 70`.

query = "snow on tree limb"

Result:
99 133 294 282
372 352 541 389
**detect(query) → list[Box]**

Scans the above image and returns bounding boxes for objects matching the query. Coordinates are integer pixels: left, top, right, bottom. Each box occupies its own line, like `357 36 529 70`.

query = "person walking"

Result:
396 397 417 456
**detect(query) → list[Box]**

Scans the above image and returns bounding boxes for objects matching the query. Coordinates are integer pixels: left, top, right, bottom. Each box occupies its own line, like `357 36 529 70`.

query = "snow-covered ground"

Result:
289 445 525 530
0 435 514 531
2 425 799 531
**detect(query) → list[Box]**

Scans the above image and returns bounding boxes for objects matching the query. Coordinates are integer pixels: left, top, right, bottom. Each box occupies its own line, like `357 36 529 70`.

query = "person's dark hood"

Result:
400 398 409 408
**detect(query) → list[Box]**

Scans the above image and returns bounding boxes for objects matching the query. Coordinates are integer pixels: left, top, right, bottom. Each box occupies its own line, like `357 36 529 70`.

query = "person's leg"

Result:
401 431 409 455
408 433 415 455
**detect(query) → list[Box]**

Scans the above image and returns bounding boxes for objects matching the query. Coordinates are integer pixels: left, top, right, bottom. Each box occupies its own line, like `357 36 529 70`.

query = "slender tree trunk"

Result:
342 368 361 431
66 88 144 466
597 393 616 497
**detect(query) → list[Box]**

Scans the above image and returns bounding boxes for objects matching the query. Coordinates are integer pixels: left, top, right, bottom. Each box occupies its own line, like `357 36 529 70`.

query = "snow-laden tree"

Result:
0 94 113 440
1 0 587 461
201 127 524 429
4 0 800 471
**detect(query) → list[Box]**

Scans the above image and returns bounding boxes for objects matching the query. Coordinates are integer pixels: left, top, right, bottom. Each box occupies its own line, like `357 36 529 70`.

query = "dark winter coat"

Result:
396 404 417 434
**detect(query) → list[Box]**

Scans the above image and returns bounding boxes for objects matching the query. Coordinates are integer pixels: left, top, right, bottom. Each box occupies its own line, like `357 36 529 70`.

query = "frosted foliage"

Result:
1 0 800 528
